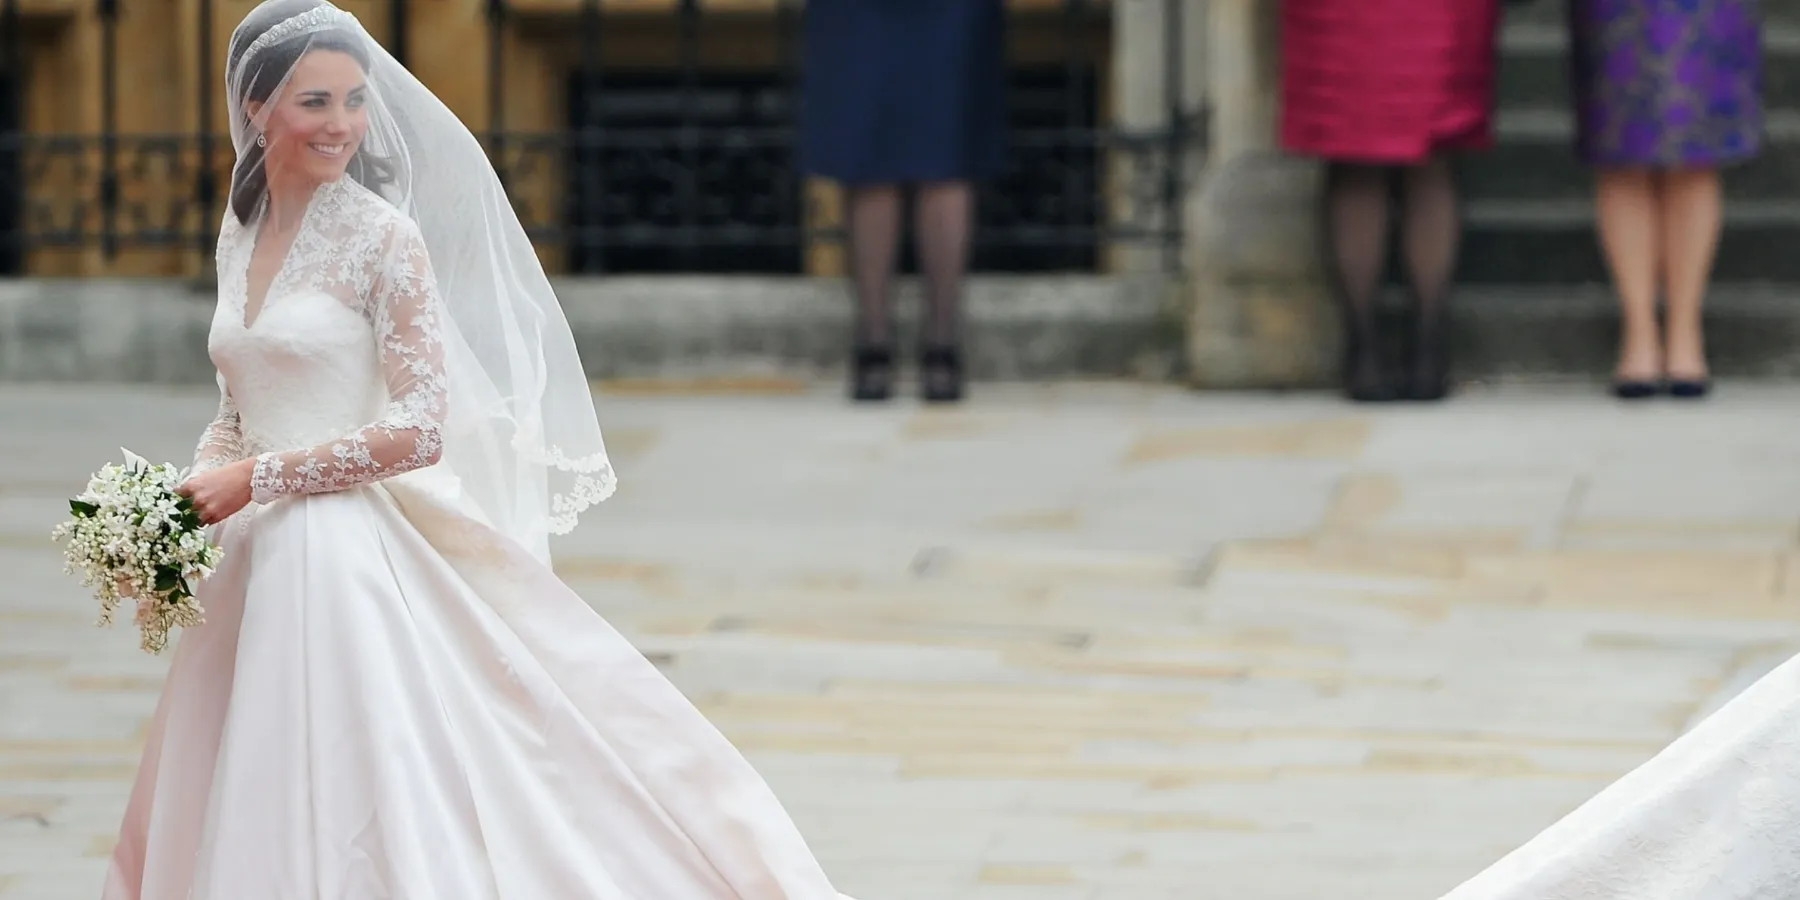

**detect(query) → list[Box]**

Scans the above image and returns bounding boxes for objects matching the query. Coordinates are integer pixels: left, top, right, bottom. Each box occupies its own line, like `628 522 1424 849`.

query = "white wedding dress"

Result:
103 176 853 900
1440 652 1800 899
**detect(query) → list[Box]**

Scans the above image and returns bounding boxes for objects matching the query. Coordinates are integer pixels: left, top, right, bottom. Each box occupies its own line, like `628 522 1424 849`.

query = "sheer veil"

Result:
225 0 615 561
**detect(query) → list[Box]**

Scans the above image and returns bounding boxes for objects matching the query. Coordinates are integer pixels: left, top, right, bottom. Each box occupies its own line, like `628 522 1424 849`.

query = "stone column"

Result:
1108 0 1207 276
1183 0 1336 388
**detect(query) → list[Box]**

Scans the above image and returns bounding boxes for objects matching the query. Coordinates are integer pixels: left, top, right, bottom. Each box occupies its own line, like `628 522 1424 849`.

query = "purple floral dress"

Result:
1569 0 1764 166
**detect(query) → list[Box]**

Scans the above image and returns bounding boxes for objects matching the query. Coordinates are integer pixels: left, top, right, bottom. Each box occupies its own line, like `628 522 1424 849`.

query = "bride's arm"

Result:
190 373 247 476
247 222 449 503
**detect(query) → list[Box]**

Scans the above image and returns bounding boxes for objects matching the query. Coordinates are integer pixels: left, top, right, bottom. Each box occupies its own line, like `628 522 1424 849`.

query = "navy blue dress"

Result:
800 0 1007 185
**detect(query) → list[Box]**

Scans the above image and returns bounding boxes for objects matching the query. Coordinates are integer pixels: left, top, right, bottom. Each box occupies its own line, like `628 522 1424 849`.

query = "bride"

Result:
1438 653 1800 898
106 2 855 897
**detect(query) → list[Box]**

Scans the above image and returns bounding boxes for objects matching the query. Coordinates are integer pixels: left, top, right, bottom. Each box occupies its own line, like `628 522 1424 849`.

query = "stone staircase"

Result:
1451 1 1800 380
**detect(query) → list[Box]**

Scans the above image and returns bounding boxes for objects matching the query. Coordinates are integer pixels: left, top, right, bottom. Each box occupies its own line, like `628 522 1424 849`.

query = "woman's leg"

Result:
914 180 974 402
846 184 904 401
1594 168 1663 390
1656 167 1723 388
1396 153 1461 400
1324 162 1398 401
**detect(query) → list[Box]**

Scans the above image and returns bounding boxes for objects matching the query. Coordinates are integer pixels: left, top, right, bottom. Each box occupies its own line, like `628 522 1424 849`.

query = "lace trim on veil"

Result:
514 437 617 535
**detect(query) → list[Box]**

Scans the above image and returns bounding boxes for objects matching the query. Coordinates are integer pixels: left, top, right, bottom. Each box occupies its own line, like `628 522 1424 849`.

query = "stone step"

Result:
1496 25 1800 113
1505 0 1800 30
2 276 1799 384
0 276 1183 385
1466 112 1800 202
1457 200 1800 284
1400 285 1800 380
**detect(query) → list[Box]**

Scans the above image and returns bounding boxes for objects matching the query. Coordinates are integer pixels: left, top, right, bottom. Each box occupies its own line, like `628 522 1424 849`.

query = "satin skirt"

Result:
102 482 854 899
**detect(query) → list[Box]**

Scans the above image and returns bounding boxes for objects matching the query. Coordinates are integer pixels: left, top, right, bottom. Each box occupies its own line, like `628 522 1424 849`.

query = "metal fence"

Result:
0 0 1198 276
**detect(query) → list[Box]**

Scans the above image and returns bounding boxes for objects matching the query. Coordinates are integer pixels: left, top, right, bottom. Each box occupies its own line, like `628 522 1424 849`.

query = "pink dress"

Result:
1280 0 1504 163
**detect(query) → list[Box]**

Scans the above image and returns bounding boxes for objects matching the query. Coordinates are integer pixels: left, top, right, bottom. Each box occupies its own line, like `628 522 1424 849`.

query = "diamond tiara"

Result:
242 4 361 65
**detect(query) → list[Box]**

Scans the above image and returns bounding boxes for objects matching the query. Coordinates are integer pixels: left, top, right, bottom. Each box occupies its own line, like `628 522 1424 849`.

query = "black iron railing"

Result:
0 0 19 274
0 0 1199 276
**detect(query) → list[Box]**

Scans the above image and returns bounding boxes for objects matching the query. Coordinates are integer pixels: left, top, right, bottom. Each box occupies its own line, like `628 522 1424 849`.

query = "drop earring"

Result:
256 133 266 148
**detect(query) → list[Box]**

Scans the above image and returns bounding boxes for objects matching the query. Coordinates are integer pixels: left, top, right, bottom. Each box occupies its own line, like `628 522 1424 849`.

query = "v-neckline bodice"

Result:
238 185 327 331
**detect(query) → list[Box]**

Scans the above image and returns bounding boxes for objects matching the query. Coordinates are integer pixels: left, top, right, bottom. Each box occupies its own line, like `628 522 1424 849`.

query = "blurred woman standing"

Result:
1280 0 1504 402
801 0 1007 404
1572 0 1763 399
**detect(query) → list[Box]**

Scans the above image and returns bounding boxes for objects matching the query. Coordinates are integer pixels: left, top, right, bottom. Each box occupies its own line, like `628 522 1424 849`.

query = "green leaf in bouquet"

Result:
154 566 180 594
70 500 99 518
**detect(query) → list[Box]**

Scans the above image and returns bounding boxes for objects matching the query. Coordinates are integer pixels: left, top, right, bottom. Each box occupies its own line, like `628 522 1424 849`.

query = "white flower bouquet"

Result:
51 449 221 654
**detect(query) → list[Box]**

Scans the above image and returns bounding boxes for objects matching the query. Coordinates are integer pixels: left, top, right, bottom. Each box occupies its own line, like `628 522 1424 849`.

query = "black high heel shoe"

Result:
1610 379 1661 400
1342 332 1398 403
1666 375 1712 399
1402 309 1452 402
849 344 895 402
920 344 965 403
1403 345 1452 402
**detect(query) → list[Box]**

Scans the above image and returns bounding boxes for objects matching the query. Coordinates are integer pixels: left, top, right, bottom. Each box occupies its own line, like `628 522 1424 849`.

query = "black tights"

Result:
1325 155 1459 397
846 182 972 348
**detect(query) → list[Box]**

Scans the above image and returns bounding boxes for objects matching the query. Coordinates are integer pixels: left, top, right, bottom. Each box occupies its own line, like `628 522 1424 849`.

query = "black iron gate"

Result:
0 0 20 275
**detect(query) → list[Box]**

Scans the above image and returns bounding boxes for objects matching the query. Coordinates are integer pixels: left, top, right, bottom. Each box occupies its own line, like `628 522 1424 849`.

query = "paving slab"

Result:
3 382 1799 899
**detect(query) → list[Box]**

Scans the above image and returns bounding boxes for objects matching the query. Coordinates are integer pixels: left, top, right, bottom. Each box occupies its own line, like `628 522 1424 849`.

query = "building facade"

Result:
0 0 1202 282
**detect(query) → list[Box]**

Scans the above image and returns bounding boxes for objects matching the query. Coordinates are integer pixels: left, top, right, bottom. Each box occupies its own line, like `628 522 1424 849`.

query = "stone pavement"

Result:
4 381 1800 900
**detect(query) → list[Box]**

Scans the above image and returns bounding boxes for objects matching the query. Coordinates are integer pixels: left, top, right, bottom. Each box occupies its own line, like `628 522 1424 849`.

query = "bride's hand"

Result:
180 458 256 525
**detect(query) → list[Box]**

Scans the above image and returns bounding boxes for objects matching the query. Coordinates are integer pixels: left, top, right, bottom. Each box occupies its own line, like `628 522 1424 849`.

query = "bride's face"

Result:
258 49 369 187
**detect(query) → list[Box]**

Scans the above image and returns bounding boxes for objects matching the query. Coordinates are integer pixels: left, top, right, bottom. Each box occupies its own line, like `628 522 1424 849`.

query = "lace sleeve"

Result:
190 373 247 477
248 222 448 503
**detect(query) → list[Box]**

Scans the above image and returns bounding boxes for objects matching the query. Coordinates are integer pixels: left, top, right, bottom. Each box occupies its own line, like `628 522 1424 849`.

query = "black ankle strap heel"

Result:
850 344 894 402
920 344 964 403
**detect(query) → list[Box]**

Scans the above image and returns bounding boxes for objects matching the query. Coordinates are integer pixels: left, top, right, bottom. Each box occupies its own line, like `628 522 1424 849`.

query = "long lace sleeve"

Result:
248 223 448 503
190 373 247 476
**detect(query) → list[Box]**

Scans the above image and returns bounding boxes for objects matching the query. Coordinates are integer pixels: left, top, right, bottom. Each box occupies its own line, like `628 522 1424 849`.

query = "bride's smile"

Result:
248 47 369 190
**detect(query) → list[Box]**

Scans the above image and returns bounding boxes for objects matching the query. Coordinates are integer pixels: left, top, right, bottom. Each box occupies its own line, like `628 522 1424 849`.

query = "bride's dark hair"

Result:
227 0 396 224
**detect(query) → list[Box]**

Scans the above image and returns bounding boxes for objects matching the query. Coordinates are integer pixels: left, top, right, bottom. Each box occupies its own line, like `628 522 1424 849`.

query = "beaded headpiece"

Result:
242 4 360 64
